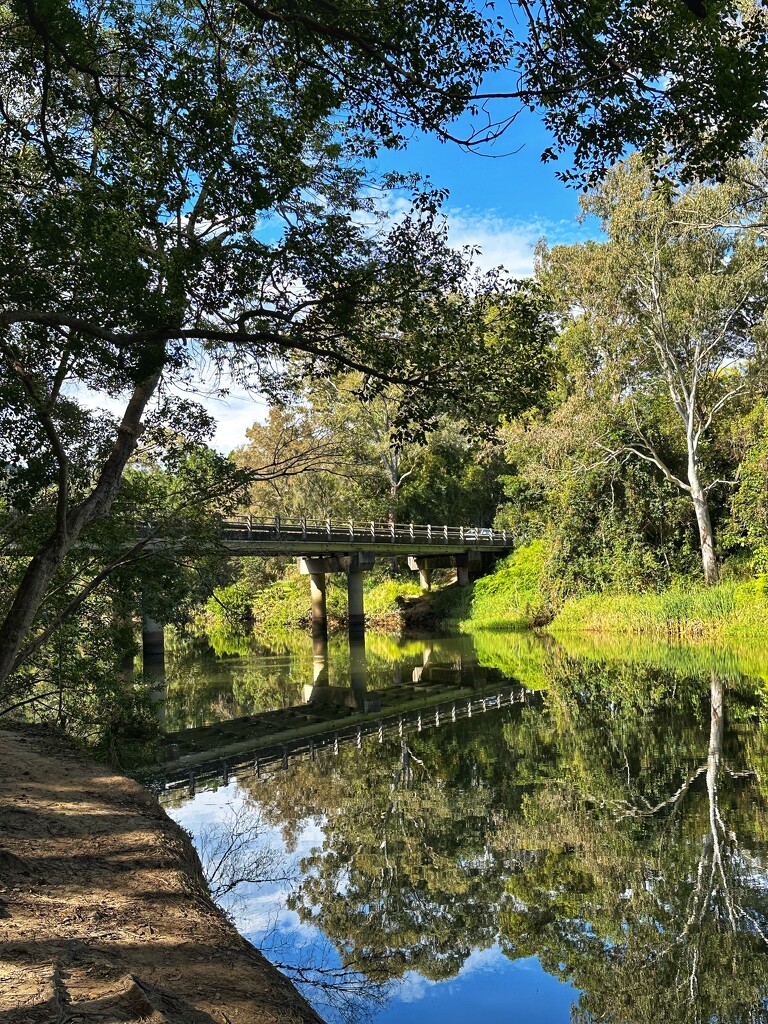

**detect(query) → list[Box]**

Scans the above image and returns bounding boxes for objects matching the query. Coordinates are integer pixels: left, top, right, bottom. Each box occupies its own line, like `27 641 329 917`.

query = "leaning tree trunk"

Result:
0 370 162 690
689 457 719 586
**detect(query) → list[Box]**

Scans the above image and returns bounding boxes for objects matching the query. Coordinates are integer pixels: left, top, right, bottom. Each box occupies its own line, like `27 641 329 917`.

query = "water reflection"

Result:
160 630 768 1024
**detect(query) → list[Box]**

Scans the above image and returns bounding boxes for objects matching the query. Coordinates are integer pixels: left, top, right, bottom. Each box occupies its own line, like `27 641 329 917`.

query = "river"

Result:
147 626 768 1024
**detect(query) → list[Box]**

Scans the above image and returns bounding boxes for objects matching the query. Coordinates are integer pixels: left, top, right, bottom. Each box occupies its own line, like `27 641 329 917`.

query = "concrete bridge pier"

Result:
141 613 166 724
347 570 365 640
299 552 375 641
408 553 479 589
309 573 328 641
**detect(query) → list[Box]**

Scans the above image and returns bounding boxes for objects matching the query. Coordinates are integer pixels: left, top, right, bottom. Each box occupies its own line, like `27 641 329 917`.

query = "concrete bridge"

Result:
224 516 511 640
142 517 512 661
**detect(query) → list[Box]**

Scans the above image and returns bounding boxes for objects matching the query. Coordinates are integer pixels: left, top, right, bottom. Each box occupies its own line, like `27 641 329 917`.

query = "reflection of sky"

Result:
379 948 576 1024
165 780 579 1024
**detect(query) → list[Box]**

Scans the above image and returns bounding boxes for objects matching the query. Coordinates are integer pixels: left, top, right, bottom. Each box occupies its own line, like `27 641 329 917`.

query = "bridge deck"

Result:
217 516 512 557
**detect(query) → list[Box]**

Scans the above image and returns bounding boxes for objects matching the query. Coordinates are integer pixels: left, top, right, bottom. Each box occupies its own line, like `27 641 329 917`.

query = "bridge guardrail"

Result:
219 516 511 546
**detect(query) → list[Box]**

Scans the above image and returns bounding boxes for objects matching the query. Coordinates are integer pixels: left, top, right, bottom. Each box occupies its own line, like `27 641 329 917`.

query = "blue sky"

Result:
198 109 596 452
75 105 597 452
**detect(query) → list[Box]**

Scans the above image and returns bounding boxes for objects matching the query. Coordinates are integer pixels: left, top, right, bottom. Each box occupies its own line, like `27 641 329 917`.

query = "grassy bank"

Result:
551 577 768 643
433 541 548 631
433 540 768 644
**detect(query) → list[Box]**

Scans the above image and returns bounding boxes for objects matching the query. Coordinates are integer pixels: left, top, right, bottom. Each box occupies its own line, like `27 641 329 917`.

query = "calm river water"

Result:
150 627 768 1024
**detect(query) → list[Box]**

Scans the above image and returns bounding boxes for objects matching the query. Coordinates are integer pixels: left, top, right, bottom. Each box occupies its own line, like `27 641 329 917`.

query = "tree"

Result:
503 0 768 187
0 0 553 694
537 158 768 584
0 414 246 728
231 405 378 521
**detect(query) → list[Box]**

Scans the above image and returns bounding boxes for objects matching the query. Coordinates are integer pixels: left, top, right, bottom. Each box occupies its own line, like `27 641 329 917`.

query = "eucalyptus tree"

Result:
0 0 552 693
538 158 768 584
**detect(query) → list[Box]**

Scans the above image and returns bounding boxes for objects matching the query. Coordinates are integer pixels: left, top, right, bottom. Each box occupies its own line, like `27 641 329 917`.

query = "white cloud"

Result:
442 206 593 278
193 385 269 454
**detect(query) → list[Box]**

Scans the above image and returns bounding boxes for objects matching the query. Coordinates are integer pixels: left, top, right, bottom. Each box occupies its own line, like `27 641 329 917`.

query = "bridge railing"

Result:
219 516 511 547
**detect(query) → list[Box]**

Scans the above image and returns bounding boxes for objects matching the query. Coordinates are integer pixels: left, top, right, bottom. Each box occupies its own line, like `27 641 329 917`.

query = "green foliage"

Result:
514 0 768 187
1 0 556 705
205 583 255 628
725 401 768 570
497 156 768 590
363 577 422 626
435 541 548 630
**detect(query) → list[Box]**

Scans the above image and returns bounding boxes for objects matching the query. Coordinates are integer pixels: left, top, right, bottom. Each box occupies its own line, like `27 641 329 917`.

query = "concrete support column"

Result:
142 613 166 723
347 570 365 641
456 565 470 587
418 566 431 591
309 573 328 641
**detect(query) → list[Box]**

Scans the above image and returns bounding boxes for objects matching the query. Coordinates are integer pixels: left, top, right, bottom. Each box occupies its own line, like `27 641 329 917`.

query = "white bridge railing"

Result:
220 516 510 547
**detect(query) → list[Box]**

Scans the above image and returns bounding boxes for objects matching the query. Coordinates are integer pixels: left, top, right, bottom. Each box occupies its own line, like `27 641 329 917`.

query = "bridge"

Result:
142 517 512 661
219 516 512 559
223 516 511 640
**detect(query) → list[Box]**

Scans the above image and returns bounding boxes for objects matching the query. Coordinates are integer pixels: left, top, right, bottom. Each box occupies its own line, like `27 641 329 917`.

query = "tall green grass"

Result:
551 578 768 642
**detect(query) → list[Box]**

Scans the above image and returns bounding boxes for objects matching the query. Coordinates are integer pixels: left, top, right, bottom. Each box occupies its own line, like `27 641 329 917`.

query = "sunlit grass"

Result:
551 578 768 642
435 541 548 631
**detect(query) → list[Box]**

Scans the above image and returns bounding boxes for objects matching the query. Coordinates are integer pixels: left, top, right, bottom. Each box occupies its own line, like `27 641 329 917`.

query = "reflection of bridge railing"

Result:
220 516 511 549
153 684 533 795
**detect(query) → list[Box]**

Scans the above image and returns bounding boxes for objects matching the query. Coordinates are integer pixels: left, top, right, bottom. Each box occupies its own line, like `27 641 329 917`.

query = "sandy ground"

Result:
0 725 325 1024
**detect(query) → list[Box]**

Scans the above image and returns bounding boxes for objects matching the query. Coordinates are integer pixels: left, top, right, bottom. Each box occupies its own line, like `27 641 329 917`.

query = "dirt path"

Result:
0 725 325 1024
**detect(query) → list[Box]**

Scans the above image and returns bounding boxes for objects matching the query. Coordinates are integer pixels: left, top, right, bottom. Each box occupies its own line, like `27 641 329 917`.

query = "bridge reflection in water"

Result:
153 638 532 795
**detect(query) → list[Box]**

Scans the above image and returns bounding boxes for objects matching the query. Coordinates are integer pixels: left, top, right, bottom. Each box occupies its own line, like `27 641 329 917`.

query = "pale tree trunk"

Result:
688 454 719 586
0 370 162 690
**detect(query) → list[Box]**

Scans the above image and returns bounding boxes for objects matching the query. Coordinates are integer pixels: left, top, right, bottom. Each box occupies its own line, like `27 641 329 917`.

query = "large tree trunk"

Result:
0 370 162 690
689 457 719 586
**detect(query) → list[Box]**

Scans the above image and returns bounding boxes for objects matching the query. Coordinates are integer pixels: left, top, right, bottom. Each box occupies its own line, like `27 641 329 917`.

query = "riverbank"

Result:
430 542 768 643
0 724 324 1024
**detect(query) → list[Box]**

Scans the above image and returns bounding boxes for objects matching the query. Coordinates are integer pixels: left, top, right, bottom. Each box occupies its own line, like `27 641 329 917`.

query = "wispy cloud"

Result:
443 206 594 278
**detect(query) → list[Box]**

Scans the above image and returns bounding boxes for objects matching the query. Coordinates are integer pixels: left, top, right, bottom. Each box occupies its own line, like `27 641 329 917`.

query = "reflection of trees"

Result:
197 801 294 901
248 721 518 983
187 798 387 1024
500 660 768 1024
166 637 768 1023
